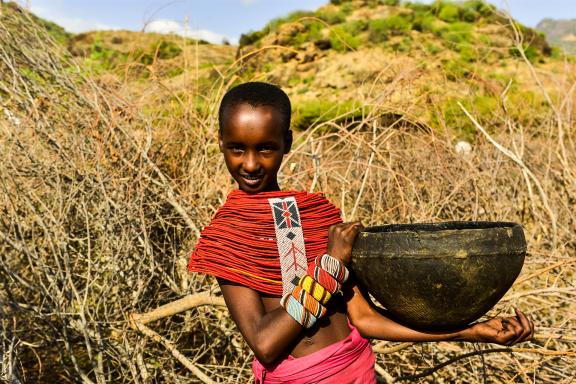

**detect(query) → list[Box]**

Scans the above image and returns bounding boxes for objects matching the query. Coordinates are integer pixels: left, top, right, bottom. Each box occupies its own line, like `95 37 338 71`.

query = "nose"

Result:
242 151 260 173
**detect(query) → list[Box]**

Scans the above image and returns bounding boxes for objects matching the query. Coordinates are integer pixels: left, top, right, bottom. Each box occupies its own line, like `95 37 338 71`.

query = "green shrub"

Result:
369 16 412 43
437 95 498 140
425 42 442 55
292 100 362 130
369 19 389 43
437 3 460 23
442 58 471 81
367 0 381 8
261 10 315 38
329 25 361 52
288 76 301 87
165 67 184 78
341 20 368 36
550 46 563 60
460 7 480 22
386 15 412 35
459 45 479 62
405 2 433 14
341 3 354 14
412 14 443 34
239 30 265 47
136 51 154 66
155 41 182 60
464 0 496 17
391 37 413 52
513 24 552 57
87 41 127 71
505 90 548 123
441 22 473 48
488 73 514 88
317 10 347 25
303 76 315 84
509 45 541 63
292 21 323 46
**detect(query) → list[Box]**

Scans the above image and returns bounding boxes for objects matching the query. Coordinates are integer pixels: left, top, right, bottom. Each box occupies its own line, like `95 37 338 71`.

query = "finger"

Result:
519 315 535 343
497 318 517 346
506 317 526 345
515 308 532 342
342 222 364 235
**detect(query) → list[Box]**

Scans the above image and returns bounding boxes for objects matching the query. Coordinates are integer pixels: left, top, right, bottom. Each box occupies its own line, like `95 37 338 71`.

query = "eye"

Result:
226 144 245 154
259 144 279 154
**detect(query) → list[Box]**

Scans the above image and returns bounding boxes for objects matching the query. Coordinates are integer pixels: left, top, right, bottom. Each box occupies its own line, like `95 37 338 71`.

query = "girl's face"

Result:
219 103 292 193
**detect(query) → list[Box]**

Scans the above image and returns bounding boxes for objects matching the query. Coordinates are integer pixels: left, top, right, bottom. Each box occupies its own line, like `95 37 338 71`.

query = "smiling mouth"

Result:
240 175 263 186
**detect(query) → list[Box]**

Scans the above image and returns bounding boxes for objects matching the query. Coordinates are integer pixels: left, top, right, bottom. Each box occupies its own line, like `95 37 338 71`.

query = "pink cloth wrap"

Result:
252 324 376 383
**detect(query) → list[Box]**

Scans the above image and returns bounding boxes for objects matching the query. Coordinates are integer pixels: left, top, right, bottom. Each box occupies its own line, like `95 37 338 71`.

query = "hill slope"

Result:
0 1 71 43
537 18 576 55
236 0 562 137
4 0 566 141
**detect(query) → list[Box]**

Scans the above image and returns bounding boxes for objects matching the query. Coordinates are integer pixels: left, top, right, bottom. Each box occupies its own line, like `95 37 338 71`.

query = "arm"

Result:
217 278 302 364
327 222 534 345
345 280 534 345
217 222 364 363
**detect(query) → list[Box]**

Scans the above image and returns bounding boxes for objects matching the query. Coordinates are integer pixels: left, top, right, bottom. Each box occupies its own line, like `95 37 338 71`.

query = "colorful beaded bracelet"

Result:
280 293 317 328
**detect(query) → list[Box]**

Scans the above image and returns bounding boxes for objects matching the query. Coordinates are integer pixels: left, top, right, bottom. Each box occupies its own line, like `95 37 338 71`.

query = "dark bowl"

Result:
350 221 526 330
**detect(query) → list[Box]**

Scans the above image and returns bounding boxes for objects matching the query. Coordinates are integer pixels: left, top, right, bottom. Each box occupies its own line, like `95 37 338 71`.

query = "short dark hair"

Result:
218 82 291 134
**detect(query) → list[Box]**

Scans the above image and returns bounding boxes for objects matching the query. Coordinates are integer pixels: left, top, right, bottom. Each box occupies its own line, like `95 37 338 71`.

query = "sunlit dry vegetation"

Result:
1 1 575 383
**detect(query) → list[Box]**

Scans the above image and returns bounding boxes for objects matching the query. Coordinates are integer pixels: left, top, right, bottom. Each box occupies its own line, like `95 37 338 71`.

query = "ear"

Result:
218 131 224 153
284 130 293 154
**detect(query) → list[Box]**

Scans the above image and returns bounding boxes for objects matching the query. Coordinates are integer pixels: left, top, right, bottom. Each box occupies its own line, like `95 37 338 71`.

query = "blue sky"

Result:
27 0 576 44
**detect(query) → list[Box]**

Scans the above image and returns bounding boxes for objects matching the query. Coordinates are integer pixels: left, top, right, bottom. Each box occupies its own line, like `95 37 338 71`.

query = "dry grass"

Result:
1 7 575 384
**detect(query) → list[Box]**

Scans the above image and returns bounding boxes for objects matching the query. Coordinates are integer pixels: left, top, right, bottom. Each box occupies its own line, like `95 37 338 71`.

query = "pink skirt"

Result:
252 324 376 384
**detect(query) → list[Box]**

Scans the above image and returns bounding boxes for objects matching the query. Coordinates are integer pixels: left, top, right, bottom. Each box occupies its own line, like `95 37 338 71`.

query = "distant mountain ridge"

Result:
537 18 576 55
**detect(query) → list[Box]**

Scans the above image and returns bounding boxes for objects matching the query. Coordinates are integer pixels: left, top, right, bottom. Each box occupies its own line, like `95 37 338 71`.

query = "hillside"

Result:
537 18 576 55
236 0 562 137
68 30 234 78
0 1 71 43
8 0 565 141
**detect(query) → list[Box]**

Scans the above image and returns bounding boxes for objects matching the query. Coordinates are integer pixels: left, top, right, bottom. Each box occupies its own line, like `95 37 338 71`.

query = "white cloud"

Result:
241 0 258 5
30 5 117 33
144 19 237 45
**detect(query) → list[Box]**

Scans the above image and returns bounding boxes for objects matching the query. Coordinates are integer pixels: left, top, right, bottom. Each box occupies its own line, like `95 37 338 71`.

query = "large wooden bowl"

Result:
350 222 526 330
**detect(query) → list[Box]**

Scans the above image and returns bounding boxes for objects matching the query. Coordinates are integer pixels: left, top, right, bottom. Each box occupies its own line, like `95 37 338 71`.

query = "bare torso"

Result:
261 294 351 357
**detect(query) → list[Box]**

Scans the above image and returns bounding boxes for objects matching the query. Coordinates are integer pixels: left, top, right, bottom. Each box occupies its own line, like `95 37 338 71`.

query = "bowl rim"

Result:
361 221 522 234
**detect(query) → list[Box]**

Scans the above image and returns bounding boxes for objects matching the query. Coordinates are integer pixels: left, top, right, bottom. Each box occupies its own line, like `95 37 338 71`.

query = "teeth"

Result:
242 175 261 185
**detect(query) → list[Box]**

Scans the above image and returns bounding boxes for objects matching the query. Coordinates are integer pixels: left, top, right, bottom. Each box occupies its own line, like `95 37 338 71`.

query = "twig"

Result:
458 102 558 248
514 258 576 285
130 292 226 326
375 363 395 383
395 347 576 382
132 321 216 384
373 342 415 354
